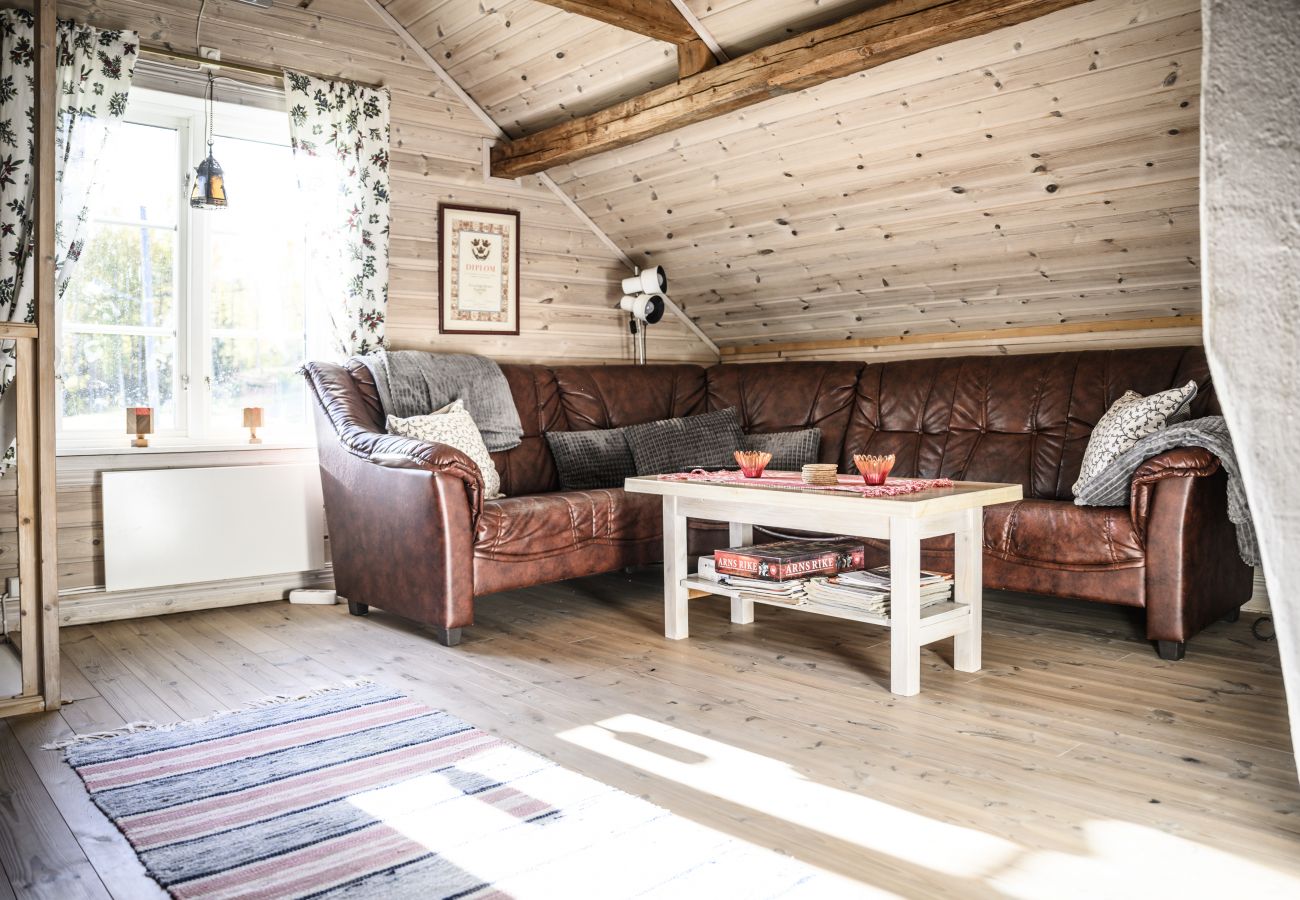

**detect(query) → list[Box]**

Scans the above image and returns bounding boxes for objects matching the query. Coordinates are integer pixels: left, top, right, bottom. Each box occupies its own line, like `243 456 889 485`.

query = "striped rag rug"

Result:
60 682 858 900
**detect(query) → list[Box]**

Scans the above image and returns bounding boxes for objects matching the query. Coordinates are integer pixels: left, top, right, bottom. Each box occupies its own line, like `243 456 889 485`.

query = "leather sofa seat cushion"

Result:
473 488 664 597
984 500 1145 569
686 499 1143 572
855 500 1144 571
474 488 662 561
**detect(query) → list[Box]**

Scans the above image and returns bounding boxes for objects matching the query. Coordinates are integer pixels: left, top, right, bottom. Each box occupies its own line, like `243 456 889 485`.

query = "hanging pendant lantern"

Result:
190 74 228 210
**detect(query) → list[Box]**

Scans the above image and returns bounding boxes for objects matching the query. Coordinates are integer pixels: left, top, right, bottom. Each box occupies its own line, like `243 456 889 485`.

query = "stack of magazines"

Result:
715 574 808 607
804 566 953 617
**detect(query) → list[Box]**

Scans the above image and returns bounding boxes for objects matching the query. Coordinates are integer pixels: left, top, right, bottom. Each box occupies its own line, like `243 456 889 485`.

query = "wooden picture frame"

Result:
438 203 521 335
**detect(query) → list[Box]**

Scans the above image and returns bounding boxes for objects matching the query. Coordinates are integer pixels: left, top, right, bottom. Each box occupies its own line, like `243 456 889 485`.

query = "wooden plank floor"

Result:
0 572 1296 898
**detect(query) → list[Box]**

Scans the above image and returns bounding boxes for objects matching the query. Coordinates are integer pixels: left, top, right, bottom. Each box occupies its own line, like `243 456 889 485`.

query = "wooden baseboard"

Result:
720 316 1204 360
49 568 335 627
1244 569 1271 614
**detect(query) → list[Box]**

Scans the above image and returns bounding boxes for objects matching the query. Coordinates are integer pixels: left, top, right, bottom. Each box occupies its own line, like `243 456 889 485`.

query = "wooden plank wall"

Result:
0 0 710 628
46 0 712 366
517 0 1204 355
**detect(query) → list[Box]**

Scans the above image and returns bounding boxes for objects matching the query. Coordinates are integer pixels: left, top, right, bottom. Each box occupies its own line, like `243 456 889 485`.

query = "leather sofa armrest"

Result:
1137 456 1253 644
368 434 485 520
303 361 484 521
1130 448 1220 537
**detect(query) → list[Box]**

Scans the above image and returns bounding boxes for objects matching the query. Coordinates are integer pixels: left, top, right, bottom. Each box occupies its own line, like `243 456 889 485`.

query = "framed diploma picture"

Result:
438 204 521 335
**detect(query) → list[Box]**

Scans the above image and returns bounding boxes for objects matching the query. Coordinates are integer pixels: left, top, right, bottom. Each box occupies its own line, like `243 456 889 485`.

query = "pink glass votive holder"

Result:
853 453 896 486
734 449 772 478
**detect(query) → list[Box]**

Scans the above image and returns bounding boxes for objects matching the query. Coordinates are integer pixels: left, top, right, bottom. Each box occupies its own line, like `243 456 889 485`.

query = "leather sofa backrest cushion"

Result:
705 361 863 465
491 364 565 497
551 365 708 429
1055 347 1213 498
344 359 385 432
841 347 1214 501
839 356 961 483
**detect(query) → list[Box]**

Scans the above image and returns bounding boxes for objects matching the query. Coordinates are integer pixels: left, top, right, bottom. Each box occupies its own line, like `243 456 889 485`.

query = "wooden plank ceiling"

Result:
380 0 1202 351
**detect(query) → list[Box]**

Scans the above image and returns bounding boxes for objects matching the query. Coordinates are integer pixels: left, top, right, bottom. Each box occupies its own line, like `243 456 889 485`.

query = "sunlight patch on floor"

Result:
349 741 884 898
558 714 1300 899
558 714 1018 878
992 819 1300 900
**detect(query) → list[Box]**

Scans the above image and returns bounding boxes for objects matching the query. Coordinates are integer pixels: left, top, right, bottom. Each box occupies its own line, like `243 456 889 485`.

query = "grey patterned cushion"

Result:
626 407 745 475
387 400 503 499
744 428 821 471
545 427 636 491
1072 380 1198 495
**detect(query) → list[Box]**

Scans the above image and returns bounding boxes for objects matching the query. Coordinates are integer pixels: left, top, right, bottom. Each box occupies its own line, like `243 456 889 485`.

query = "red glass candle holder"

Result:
734 449 772 478
853 453 895 486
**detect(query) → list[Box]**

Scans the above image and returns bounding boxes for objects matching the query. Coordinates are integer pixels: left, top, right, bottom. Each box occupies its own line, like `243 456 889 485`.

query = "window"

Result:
58 88 321 449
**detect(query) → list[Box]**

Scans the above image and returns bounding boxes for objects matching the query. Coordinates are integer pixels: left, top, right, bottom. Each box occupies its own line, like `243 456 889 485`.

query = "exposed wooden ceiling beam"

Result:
530 0 700 45
492 0 1095 178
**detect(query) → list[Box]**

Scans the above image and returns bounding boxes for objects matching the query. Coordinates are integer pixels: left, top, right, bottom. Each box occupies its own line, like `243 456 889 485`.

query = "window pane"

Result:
92 122 180 226
61 224 176 327
209 335 306 433
205 134 311 438
58 332 178 432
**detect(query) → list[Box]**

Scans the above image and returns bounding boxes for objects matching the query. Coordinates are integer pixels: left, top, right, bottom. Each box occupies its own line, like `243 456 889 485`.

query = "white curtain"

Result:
283 70 391 358
1202 0 1300 775
0 10 138 437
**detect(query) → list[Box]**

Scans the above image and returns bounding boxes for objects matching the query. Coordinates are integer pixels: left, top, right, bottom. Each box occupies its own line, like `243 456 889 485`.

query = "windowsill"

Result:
57 440 317 458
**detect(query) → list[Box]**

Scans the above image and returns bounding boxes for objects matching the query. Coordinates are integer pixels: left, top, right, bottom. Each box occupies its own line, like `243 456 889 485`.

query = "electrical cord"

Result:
196 0 208 53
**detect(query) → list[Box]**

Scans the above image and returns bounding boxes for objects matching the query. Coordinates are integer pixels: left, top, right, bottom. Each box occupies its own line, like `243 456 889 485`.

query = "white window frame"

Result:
57 87 317 454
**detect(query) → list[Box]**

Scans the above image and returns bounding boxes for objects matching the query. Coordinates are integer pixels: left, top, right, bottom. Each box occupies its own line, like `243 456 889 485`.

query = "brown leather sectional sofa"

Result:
303 346 1251 659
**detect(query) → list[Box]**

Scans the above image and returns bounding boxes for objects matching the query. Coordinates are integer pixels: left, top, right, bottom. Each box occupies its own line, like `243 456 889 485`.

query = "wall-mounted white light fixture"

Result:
618 266 670 365
622 266 668 296
619 292 666 326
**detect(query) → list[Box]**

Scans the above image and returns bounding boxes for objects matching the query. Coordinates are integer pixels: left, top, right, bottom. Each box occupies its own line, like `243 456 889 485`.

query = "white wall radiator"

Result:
103 464 326 592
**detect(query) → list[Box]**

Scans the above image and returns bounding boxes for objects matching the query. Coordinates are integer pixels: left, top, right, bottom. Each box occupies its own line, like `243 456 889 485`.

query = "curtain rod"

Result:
139 46 385 91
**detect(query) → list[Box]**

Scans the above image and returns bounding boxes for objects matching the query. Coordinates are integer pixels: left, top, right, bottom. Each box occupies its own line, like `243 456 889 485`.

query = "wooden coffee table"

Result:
625 475 1022 695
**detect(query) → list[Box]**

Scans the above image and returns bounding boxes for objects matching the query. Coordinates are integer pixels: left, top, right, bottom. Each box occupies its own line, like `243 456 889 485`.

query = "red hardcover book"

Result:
714 539 866 581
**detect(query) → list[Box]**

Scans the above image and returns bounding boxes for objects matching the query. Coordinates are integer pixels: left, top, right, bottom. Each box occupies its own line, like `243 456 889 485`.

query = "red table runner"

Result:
655 469 953 497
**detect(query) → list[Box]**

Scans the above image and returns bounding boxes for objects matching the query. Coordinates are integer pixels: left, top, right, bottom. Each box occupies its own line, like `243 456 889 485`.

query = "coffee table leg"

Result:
890 516 922 696
728 522 755 625
953 507 983 673
663 496 689 640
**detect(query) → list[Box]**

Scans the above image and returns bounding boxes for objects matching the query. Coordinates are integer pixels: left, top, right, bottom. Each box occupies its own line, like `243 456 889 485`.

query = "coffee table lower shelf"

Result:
680 575 972 639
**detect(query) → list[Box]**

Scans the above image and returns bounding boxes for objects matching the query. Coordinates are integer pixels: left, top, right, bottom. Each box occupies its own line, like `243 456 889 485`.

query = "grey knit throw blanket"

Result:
360 350 523 452
1074 416 1258 566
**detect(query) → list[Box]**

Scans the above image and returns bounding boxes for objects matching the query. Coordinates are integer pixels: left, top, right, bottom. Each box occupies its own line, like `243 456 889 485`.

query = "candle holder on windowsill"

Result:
126 407 153 448
242 407 264 445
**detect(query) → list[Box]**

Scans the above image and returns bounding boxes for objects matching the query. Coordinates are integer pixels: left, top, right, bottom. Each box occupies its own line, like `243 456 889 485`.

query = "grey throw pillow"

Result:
744 428 821 471
1072 380 1198 495
625 407 745 475
545 427 636 491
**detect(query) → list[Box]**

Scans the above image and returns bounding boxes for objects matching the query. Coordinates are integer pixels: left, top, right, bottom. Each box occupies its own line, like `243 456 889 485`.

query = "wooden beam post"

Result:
491 0 1093 178
32 0 60 710
677 38 717 79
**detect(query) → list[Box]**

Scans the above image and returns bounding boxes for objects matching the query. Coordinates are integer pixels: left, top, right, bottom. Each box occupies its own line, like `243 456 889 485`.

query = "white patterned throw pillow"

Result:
1072 380 1198 496
387 400 503 500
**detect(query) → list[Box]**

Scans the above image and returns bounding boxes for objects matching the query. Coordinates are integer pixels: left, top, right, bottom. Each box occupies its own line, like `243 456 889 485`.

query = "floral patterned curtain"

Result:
284 70 391 358
0 10 138 396
0 12 139 328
